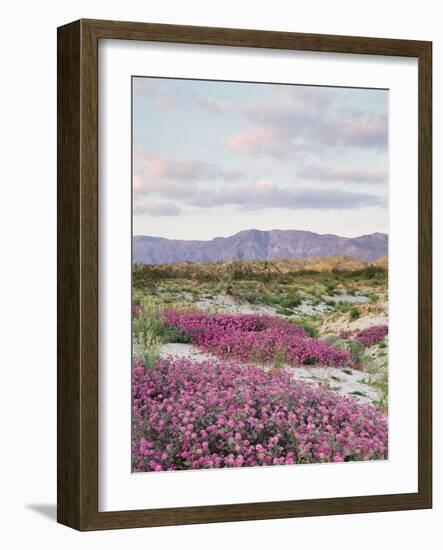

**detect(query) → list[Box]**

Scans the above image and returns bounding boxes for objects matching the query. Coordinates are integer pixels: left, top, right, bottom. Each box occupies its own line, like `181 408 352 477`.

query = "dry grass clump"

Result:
133 256 387 288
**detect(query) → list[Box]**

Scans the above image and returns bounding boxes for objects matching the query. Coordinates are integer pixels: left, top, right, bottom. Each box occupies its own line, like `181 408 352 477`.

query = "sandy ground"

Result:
159 343 381 405
319 299 388 335
288 365 379 404
193 294 276 315
183 291 373 318
160 342 215 363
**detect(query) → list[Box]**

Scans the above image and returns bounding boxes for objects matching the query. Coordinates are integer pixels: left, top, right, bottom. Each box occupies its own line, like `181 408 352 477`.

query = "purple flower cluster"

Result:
355 325 388 347
132 358 388 472
162 311 353 368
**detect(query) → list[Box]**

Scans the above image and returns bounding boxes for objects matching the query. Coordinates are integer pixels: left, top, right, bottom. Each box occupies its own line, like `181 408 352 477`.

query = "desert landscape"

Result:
131 77 389 473
132 233 389 472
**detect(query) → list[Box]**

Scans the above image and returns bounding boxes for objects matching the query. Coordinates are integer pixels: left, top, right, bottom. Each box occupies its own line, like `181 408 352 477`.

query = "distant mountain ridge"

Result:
133 229 388 265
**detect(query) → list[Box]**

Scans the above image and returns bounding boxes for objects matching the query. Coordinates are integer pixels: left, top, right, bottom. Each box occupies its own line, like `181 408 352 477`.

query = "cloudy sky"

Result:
133 77 388 240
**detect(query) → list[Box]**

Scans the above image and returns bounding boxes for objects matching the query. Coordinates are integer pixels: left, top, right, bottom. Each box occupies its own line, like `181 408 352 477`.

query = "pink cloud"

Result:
152 95 176 109
133 78 176 110
134 166 385 212
188 179 385 210
225 91 387 159
132 79 156 95
277 86 336 110
134 150 244 186
337 112 388 148
227 126 292 159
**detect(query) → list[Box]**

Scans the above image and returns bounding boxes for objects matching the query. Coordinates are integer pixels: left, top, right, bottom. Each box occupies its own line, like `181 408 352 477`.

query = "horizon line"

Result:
133 228 388 243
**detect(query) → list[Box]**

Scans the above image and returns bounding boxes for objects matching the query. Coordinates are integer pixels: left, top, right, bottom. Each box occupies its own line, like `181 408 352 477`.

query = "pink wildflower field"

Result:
355 325 389 347
162 311 355 368
132 357 388 472
131 309 388 472
339 325 389 347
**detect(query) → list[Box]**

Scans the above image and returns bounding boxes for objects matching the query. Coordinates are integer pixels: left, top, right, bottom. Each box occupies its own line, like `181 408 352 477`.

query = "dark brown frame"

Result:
57 18 432 531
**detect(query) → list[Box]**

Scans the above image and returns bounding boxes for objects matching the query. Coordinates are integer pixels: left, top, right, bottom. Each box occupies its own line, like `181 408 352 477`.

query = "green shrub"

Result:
291 319 319 338
278 308 295 316
162 326 191 344
349 307 360 320
281 295 302 308
262 292 280 306
133 328 161 369
336 301 353 313
344 340 366 367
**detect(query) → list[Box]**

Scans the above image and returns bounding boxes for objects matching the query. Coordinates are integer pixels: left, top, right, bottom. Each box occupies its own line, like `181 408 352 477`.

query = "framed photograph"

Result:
57 19 432 530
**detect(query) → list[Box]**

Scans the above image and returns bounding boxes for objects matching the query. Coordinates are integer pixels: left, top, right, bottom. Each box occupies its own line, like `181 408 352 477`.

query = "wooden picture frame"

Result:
57 18 432 530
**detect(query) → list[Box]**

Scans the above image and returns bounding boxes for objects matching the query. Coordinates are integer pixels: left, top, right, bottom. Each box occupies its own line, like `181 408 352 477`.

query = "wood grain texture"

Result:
57 19 432 531
57 20 81 528
417 42 432 507
83 18 429 56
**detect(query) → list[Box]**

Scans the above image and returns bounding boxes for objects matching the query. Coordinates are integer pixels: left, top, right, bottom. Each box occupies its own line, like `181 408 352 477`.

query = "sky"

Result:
132 77 388 240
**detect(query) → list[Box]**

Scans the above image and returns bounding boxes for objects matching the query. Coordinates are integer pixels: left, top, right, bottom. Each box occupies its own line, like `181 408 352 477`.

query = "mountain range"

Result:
133 229 388 265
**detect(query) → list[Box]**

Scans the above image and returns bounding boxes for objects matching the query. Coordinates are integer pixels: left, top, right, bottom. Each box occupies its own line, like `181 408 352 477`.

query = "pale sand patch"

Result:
193 294 276 316
288 366 379 404
159 343 215 362
325 292 371 304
